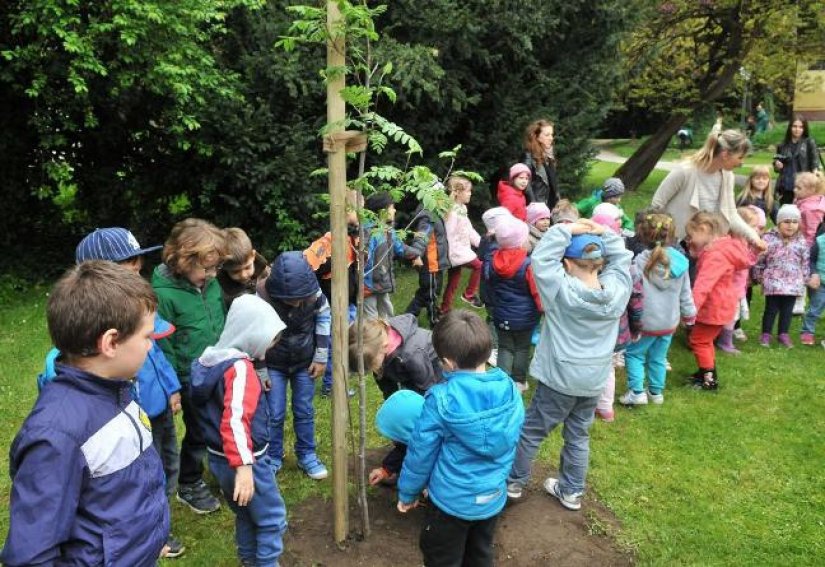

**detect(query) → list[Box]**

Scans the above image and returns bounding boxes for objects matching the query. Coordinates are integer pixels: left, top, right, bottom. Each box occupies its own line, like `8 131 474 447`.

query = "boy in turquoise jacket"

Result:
397 310 525 567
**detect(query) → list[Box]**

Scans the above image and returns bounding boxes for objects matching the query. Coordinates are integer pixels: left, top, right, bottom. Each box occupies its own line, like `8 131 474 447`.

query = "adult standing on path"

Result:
522 119 560 210
774 115 821 205
651 129 766 251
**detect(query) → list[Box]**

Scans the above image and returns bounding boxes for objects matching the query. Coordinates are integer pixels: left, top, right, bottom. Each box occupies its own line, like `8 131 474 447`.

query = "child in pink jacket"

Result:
794 172 825 246
441 176 483 312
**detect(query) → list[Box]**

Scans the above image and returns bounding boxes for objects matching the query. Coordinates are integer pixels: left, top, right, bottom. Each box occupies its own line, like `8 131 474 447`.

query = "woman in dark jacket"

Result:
522 118 560 210
774 115 821 205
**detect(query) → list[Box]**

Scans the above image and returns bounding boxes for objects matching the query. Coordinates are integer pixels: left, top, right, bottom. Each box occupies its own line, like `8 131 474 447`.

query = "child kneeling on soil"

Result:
349 314 443 485
396 310 525 567
506 220 632 511
191 295 288 567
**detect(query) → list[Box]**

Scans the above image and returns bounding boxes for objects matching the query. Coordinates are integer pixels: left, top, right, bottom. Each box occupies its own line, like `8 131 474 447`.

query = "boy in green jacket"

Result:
575 177 633 232
152 218 227 515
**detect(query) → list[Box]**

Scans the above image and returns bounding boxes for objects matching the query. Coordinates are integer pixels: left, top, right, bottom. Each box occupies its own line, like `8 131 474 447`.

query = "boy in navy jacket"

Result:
191 294 288 567
2 261 169 566
36 227 185 557
258 251 331 479
397 310 525 567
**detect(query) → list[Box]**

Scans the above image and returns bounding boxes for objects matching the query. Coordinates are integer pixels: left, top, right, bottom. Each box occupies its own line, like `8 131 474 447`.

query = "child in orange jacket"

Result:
685 212 755 390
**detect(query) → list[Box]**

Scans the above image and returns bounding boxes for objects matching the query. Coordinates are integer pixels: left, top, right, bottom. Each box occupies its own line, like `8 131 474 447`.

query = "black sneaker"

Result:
176 480 221 514
163 535 186 558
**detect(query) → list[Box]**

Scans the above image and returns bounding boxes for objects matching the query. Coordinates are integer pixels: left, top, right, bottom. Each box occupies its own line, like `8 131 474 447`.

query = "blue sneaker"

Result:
298 454 328 480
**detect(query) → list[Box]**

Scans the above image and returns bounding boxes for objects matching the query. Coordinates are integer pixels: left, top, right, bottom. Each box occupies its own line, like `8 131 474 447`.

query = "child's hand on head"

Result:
234 465 254 507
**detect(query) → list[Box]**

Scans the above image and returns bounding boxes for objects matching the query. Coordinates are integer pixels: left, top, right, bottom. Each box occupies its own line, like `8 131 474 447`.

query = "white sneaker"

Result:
619 390 648 405
487 348 498 367
506 482 523 499
733 328 747 342
665 359 672 371
612 351 625 368
647 390 664 405
543 477 582 511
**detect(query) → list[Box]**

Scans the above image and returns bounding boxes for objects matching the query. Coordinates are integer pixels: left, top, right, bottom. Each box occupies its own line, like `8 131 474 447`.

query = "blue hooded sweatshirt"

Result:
37 314 181 419
397 367 525 520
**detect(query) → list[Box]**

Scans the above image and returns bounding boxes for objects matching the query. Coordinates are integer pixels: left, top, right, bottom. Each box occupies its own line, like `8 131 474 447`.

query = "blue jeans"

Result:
802 286 825 334
322 304 357 392
508 382 598 495
266 368 317 464
208 454 286 566
624 334 673 394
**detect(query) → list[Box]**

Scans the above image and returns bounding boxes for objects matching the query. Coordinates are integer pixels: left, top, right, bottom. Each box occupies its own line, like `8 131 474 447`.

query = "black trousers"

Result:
762 295 796 335
420 504 498 567
406 270 445 327
178 382 207 486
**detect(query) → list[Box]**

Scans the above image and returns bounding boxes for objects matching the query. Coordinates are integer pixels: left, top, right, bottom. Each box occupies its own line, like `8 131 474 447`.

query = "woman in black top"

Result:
774 115 821 205
522 119 560 210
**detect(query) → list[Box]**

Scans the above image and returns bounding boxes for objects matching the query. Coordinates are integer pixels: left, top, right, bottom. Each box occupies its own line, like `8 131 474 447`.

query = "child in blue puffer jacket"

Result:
397 310 525 567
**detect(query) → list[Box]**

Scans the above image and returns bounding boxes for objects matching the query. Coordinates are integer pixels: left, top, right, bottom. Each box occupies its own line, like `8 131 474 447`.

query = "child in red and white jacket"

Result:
686 212 756 390
190 295 288 567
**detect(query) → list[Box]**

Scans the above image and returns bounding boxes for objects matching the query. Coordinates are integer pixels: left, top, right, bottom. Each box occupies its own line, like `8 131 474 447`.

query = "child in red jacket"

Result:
686 212 755 390
497 164 531 221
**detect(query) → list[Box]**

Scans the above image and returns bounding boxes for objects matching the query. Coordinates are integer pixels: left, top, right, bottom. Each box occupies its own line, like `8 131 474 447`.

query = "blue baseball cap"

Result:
75 228 162 264
564 234 605 260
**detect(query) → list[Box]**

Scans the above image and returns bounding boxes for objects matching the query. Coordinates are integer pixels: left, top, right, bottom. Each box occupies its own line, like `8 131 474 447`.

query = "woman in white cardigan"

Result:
652 129 766 251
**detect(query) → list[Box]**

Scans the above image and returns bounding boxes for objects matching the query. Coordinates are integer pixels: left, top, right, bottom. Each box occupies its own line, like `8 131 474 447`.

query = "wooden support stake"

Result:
326 0 349 544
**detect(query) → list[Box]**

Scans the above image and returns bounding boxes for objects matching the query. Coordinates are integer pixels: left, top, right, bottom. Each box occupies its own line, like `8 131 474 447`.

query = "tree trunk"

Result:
615 114 687 190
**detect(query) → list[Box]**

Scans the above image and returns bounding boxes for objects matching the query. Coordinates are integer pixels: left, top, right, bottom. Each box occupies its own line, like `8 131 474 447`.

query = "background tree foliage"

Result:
1 0 634 278
609 0 825 190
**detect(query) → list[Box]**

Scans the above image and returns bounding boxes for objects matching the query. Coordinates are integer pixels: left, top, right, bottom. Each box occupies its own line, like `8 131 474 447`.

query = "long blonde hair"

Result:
689 129 751 171
796 172 825 196
737 165 774 212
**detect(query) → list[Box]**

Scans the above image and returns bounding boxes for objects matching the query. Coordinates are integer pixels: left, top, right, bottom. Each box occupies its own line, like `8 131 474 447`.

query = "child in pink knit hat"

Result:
482 216 542 392
497 164 532 221
526 202 551 251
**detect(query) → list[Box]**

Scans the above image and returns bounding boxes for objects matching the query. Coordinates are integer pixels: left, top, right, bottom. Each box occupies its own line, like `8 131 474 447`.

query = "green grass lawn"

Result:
1 164 824 565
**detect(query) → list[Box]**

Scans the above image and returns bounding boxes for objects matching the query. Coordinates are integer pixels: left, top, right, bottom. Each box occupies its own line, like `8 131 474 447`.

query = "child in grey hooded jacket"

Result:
507 219 632 511
619 213 696 406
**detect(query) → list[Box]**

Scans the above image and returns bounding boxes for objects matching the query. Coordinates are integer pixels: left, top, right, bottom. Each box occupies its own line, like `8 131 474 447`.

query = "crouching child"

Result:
397 310 525 567
191 294 288 567
349 313 442 486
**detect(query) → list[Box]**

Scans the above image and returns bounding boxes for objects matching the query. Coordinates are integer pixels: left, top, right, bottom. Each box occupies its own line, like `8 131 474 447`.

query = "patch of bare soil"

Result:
281 449 632 566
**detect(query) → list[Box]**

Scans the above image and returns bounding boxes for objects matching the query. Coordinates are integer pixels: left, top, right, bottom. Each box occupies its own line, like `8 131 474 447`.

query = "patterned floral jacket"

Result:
753 229 810 296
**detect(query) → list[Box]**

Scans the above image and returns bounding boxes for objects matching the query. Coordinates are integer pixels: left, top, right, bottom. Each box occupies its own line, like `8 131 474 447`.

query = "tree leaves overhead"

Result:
1 0 635 276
